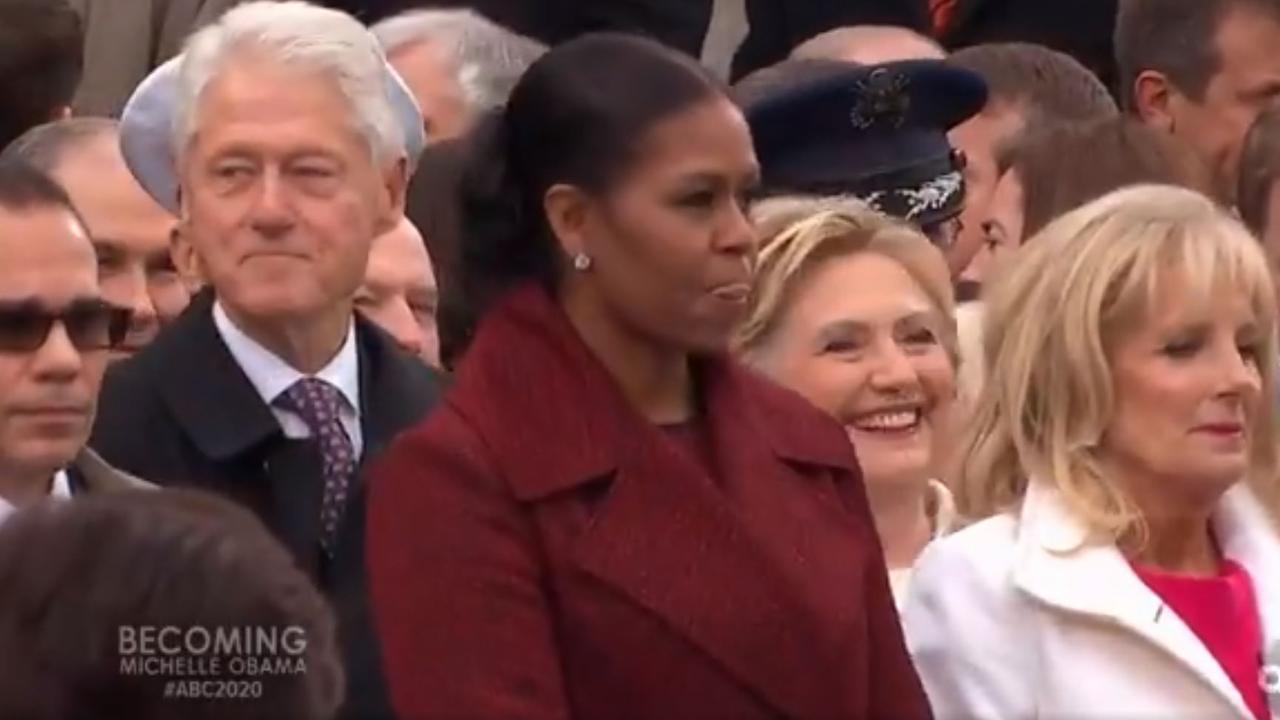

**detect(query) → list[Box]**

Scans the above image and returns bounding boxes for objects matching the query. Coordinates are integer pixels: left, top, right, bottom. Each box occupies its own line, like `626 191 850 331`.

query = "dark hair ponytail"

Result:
455 108 557 347
453 32 725 352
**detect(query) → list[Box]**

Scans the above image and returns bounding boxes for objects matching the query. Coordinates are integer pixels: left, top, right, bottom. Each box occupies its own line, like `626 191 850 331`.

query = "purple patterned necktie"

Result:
275 378 356 554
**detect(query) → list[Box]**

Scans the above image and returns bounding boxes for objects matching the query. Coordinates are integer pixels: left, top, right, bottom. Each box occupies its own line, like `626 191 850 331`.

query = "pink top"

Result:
1132 559 1269 720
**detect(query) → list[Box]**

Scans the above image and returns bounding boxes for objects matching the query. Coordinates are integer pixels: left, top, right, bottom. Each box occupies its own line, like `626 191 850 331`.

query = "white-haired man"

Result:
371 8 545 142
89 3 443 718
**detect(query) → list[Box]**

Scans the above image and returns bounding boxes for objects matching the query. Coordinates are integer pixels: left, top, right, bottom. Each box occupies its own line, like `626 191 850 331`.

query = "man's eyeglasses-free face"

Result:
0 299 132 354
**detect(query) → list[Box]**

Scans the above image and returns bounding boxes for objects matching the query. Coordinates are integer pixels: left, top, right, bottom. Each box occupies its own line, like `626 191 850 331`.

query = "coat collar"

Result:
71 448 155 493
152 289 439 462
151 289 282 460
1012 480 1280 718
451 284 854 501
450 284 860 718
212 299 361 419
1214 484 1280 660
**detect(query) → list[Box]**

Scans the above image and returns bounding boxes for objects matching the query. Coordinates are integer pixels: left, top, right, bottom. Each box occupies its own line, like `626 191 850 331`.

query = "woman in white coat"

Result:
903 185 1280 720
736 198 959 608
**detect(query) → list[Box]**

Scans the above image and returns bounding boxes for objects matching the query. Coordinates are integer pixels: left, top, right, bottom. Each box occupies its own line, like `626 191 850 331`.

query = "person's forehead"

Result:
53 137 174 250
189 59 367 155
0 206 99 298
795 252 936 320
632 99 758 177
959 105 1023 144
1214 5 1280 75
367 225 432 284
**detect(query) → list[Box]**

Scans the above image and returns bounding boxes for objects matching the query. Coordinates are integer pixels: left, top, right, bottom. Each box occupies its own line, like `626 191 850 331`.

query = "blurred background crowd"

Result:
0 0 1278 718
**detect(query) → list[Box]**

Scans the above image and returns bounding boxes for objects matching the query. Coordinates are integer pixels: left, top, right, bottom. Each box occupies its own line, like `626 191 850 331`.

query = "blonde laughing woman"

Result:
736 198 959 608
903 185 1280 719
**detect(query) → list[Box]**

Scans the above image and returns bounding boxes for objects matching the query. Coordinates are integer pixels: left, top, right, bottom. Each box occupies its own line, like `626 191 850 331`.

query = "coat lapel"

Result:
453 285 856 719
570 451 843 720
353 313 441 462
152 290 324 562
1215 484 1280 667
72 448 155 493
1013 481 1263 718
154 290 282 462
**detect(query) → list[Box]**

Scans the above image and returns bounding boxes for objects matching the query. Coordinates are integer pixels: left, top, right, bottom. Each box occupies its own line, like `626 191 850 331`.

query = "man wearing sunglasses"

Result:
0 161 151 525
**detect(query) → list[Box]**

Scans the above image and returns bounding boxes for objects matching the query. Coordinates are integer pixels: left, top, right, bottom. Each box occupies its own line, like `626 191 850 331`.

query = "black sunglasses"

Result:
0 299 132 354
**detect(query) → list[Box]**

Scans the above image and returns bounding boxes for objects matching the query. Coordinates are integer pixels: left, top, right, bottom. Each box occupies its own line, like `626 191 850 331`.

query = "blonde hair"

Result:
736 196 957 364
958 184 1280 537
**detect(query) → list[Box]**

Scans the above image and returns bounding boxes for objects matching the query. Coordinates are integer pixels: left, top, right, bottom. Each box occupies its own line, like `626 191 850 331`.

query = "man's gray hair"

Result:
371 8 546 113
174 1 403 166
0 117 117 173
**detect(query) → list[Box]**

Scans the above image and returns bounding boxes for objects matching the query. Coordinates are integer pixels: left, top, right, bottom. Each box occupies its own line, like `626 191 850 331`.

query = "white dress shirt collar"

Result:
0 469 72 526
212 300 361 414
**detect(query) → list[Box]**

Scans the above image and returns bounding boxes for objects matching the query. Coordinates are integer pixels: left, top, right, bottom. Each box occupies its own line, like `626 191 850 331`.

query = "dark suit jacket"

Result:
733 0 929 80
940 0 1118 97
327 0 713 57
732 0 1117 95
66 448 155 494
367 284 931 719
89 290 442 720
69 0 240 116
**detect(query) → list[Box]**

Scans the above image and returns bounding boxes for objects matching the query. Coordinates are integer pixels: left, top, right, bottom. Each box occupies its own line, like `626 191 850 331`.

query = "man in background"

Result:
357 218 440 369
948 43 1118 285
371 8 545 143
0 161 145 526
1119 0 1280 203
737 58 986 250
3 119 189 358
1237 101 1280 308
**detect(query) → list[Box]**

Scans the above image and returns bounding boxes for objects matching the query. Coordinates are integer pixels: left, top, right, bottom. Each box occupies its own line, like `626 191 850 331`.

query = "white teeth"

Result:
850 409 921 431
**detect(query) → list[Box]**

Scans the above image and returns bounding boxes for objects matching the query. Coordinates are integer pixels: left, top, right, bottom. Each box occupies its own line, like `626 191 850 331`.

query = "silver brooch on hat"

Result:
902 170 963 220
850 68 911 130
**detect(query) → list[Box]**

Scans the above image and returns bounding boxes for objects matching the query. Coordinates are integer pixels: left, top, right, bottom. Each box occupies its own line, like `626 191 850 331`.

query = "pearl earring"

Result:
573 253 592 271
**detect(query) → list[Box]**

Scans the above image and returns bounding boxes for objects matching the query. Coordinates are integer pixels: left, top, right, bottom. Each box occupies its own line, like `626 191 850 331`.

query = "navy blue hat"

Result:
741 59 987 228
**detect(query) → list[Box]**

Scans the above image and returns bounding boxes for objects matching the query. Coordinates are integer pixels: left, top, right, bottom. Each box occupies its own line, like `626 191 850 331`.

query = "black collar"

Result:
153 290 282 460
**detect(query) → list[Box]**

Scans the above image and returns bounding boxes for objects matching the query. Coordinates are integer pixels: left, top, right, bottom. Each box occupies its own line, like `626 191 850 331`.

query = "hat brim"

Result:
120 55 426 215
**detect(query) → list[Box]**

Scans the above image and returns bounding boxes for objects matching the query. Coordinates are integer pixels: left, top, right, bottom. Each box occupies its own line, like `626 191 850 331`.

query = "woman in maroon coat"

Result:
366 33 931 720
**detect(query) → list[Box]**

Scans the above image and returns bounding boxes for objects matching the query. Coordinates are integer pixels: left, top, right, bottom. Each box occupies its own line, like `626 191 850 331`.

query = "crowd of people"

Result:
0 0 1278 718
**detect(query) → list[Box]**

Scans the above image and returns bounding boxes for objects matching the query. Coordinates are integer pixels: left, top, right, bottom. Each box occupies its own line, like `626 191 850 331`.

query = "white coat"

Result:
902 480 1280 719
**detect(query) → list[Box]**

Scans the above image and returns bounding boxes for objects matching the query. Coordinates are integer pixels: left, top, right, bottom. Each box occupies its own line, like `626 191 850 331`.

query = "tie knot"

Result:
276 378 345 427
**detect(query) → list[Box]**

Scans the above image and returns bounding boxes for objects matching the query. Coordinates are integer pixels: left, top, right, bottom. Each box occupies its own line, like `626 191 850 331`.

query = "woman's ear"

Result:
543 183 592 260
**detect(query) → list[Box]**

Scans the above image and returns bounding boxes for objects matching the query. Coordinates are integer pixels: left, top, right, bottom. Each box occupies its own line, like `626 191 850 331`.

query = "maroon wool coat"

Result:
367 285 932 720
